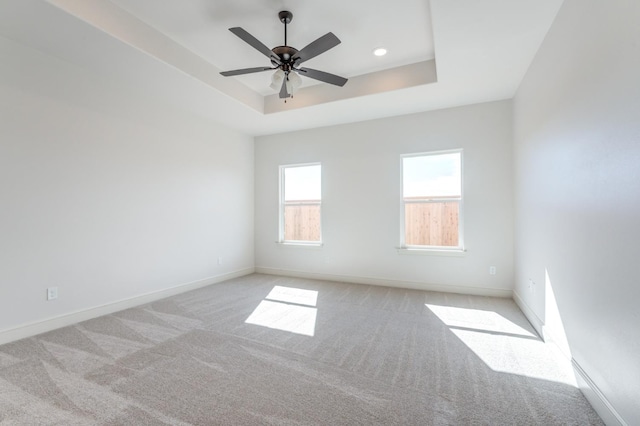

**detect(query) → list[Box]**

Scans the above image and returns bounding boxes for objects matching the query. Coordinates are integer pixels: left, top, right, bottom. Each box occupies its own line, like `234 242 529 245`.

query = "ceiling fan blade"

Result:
279 77 289 99
297 67 348 87
228 27 281 64
292 32 341 65
220 67 273 77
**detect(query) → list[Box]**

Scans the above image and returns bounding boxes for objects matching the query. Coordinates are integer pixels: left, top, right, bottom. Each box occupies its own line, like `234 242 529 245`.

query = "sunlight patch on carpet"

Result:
426 304 576 386
245 287 318 336
426 305 535 337
266 286 318 307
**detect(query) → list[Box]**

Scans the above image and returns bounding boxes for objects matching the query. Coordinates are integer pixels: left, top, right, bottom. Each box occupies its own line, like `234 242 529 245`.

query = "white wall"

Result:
513 0 640 423
255 100 514 296
0 35 254 336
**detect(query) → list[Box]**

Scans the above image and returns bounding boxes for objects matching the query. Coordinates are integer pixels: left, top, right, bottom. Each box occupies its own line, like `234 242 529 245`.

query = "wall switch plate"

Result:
47 287 58 300
217 257 223 265
489 266 497 275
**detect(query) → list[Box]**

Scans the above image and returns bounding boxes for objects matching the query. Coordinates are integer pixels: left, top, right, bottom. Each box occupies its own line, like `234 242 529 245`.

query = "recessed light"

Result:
373 47 387 57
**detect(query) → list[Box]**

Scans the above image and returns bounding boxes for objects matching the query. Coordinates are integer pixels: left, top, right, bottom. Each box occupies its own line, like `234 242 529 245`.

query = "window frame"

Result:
278 162 323 246
399 149 464 252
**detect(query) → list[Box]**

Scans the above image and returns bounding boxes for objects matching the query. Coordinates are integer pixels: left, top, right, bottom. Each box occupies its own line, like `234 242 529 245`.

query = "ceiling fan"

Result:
220 11 348 99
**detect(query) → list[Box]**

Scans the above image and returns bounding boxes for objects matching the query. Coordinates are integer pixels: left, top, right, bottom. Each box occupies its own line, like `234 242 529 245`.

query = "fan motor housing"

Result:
271 46 299 67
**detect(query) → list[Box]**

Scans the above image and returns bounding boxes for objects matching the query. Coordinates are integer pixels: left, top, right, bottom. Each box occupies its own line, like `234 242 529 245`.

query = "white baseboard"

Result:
572 359 627 426
255 267 513 298
0 267 254 346
513 290 627 426
513 290 544 338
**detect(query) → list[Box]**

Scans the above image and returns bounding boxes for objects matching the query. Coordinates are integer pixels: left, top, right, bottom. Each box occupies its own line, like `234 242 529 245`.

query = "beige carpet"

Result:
0 274 602 425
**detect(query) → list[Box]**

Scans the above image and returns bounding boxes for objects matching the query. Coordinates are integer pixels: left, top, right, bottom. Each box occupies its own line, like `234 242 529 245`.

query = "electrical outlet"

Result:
47 287 58 301
489 266 497 275
528 279 535 292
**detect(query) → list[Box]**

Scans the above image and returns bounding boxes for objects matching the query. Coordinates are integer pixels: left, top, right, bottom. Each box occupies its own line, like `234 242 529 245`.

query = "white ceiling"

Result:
109 0 435 95
0 0 564 136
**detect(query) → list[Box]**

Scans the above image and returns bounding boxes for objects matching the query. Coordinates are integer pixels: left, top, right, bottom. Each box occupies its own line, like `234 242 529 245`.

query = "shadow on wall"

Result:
544 268 572 359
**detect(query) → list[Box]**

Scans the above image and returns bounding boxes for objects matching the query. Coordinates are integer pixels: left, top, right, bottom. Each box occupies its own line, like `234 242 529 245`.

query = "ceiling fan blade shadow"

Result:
229 27 281 64
297 67 348 87
220 67 274 76
292 32 341 65
279 77 289 98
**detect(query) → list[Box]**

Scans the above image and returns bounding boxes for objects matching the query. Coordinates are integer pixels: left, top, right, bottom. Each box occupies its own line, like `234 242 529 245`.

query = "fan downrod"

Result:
272 11 297 68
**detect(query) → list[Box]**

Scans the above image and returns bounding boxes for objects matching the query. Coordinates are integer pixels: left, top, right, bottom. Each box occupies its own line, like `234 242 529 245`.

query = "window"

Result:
401 150 462 250
279 163 321 244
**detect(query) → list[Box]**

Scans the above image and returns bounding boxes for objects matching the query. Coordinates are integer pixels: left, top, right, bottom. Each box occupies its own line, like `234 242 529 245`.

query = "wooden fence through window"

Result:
284 203 321 242
404 198 459 246
283 198 459 246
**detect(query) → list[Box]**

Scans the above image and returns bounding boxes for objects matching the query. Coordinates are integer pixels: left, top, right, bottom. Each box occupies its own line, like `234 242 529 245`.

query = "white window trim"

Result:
399 149 464 253
396 247 466 256
278 162 323 246
275 241 324 248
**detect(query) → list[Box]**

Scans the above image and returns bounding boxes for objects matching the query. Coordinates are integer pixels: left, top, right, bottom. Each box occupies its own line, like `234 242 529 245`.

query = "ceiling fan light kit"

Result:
269 69 285 91
220 10 348 100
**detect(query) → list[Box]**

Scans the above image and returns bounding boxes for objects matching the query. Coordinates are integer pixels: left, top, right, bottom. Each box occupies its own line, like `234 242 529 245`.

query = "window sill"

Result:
396 247 466 257
276 241 323 249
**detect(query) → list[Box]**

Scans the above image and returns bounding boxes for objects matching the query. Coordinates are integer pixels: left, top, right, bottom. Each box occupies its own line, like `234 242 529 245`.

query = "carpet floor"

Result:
0 274 603 425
